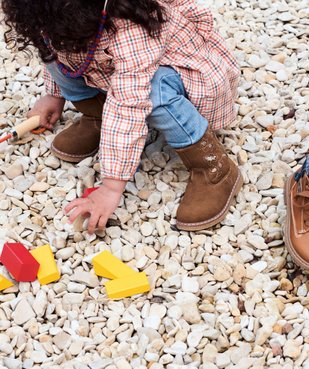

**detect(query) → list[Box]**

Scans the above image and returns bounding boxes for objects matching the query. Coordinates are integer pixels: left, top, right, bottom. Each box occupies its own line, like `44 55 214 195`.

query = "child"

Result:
2 0 242 234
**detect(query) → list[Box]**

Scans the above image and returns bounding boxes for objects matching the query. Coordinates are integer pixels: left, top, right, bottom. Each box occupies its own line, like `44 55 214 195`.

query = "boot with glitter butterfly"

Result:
175 127 243 231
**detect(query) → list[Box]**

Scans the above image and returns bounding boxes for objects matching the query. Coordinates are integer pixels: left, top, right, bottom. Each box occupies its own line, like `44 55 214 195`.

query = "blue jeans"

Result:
46 63 208 149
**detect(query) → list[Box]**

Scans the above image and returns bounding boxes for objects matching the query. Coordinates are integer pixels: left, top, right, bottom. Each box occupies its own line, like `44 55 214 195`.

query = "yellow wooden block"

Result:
92 250 136 279
0 274 13 291
30 244 60 285
104 272 150 299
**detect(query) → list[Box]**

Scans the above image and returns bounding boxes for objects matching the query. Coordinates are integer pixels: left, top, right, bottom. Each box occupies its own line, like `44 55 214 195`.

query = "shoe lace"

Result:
294 157 309 231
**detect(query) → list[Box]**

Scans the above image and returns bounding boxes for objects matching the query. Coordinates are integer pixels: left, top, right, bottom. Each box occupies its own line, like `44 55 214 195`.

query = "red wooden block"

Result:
0 243 40 282
81 187 99 198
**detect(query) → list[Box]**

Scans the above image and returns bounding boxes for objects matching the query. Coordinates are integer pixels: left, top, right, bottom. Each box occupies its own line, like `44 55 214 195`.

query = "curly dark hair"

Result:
2 0 166 62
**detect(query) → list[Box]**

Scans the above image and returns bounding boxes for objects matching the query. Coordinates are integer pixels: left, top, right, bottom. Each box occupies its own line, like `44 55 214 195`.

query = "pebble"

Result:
181 276 199 293
29 182 50 192
140 222 154 237
56 247 75 260
71 270 99 287
4 163 23 179
247 234 268 249
62 293 84 306
12 299 36 325
214 267 231 282
0 100 14 114
53 331 71 350
256 172 273 190
121 245 135 262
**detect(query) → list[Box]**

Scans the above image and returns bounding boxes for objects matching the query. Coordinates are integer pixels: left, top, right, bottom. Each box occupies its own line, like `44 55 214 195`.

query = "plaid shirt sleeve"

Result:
99 19 165 181
171 0 213 37
43 65 63 98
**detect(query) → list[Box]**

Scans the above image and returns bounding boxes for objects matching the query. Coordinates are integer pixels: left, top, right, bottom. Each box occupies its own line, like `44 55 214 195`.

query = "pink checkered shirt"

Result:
44 0 240 180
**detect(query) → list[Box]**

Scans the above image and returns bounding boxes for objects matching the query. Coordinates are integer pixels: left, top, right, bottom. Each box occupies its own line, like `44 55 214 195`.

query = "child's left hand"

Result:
65 179 127 234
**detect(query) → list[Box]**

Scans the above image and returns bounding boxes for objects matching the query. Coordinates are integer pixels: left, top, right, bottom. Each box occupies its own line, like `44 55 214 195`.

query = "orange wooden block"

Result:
92 250 136 279
104 272 150 299
0 274 14 291
30 244 60 285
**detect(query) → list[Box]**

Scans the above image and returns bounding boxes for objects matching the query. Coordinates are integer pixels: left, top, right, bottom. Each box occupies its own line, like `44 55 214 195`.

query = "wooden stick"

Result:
14 116 41 138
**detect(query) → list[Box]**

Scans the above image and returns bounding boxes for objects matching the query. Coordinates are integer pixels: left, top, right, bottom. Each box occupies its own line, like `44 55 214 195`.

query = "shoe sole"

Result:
176 169 244 231
284 175 309 273
51 143 98 163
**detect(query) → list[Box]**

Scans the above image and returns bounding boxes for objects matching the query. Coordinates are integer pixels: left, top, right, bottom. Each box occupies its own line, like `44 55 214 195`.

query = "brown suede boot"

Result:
284 157 309 272
175 128 243 231
51 93 106 163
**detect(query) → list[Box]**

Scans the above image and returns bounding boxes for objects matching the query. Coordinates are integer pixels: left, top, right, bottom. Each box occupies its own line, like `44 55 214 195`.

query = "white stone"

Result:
278 12 294 21
63 293 84 306
265 61 285 72
12 299 36 325
0 100 14 114
3 358 22 369
255 326 273 345
4 163 23 179
234 214 252 235
256 115 274 128
187 331 203 348
45 156 61 169
178 235 191 247
276 69 289 81
53 331 71 350
247 234 268 249
56 247 75 260
32 350 48 363
122 245 135 261
182 276 199 293
140 222 154 237
251 261 268 272
283 339 301 359
29 182 50 192
164 341 187 355
248 55 267 68
256 172 273 190
216 352 231 369
71 270 99 287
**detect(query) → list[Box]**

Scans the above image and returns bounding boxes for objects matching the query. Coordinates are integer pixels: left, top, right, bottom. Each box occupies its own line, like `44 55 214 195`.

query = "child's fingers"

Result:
98 215 108 231
38 113 52 128
65 198 87 214
68 206 89 224
87 212 101 234
49 112 61 126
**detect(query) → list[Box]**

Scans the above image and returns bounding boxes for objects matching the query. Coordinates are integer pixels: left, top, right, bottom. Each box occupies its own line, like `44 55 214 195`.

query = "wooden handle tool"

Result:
13 116 41 138
0 116 42 143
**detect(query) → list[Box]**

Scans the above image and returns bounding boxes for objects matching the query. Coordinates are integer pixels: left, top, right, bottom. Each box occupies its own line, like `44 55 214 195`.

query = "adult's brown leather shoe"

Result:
51 93 106 163
284 157 309 271
175 128 243 231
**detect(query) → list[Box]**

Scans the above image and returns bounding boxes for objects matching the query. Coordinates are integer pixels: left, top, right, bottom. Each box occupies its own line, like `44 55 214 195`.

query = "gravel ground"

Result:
0 0 308 368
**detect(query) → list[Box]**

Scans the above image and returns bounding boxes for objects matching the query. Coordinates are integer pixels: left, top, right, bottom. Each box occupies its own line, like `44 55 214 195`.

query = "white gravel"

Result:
0 0 309 368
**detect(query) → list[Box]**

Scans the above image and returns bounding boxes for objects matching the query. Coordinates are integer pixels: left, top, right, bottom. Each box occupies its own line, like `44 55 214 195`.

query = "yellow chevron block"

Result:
0 274 13 291
30 244 60 285
92 250 136 279
104 272 150 299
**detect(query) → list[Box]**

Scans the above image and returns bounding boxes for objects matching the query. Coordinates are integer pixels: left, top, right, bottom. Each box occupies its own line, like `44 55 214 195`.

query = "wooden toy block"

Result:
0 274 14 291
82 187 99 198
0 243 40 282
104 272 150 299
30 244 60 285
92 250 136 279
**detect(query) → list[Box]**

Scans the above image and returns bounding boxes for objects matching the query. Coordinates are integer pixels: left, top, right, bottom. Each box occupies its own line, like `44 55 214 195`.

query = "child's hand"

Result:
65 179 127 234
27 95 65 130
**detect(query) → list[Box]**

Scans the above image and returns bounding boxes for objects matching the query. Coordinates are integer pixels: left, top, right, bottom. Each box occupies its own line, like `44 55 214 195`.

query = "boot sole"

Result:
51 143 99 163
176 169 243 231
284 175 309 273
